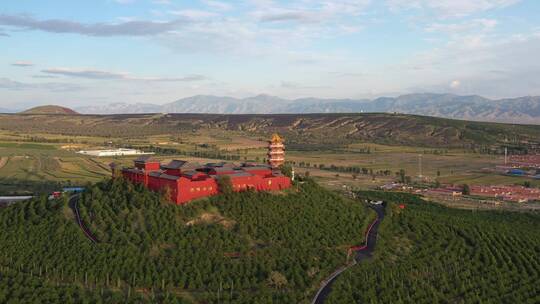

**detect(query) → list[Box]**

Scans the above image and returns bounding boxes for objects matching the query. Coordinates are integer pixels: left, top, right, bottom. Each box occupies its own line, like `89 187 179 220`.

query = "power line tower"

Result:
504 137 509 166
418 154 423 179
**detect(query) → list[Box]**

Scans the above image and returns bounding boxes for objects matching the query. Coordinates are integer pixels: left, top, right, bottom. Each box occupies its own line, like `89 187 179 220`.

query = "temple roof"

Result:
270 133 283 144
134 155 159 163
161 160 187 169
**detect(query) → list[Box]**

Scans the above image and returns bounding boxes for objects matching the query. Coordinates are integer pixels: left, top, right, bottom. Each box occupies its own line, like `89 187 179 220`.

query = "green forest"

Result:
2 179 539 303
326 191 540 304
0 178 372 303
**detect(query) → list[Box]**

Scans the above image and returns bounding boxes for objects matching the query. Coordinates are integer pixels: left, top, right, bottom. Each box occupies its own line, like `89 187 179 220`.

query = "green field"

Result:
1 124 539 196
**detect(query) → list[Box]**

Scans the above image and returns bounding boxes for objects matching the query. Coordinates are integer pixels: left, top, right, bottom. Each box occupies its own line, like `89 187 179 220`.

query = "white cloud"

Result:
450 80 461 88
426 19 498 34
0 77 84 92
387 0 521 17
41 67 206 82
252 0 372 23
201 0 232 11
170 9 217 19
114 0 136 4
0 14 186 36
400 30 540 98
11 61 34 67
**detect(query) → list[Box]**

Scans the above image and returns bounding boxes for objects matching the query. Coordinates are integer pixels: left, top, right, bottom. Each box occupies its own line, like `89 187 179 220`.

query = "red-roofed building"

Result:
119 134 292 204
119 158 291 204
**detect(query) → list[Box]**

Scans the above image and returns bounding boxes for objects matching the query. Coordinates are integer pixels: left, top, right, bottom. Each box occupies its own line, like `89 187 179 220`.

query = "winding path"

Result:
70 195 98 244
312 203 385 304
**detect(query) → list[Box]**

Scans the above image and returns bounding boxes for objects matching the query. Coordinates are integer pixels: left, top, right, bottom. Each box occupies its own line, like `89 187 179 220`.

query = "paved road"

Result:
312 204 385 304
70 195 98 244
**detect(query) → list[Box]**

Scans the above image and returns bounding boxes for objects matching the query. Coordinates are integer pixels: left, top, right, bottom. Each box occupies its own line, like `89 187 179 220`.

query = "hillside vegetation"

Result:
1 112 539 148
0 178 372 303
327 192 540 304
20 105 79 115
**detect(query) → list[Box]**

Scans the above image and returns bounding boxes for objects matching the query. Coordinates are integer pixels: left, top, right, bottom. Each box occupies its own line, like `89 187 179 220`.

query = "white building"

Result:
77 148 154 157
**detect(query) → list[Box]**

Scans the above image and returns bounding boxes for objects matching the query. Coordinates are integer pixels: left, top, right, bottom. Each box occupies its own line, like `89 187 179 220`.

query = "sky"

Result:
1 0 540 109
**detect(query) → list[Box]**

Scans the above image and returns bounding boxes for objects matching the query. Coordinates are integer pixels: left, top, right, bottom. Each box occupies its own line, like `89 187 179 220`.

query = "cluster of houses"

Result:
509 155 540 169
426 185 540 203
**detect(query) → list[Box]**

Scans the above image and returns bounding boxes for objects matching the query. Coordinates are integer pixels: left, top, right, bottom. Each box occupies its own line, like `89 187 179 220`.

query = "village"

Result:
407 153 540 204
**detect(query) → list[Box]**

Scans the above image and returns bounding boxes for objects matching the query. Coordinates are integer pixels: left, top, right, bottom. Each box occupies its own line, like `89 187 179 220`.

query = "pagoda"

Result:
268 133 285 168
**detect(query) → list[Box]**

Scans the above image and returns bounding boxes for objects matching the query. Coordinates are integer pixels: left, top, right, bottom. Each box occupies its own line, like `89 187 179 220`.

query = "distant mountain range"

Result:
6 93 539 124
0 107 16 113
71 93 540 124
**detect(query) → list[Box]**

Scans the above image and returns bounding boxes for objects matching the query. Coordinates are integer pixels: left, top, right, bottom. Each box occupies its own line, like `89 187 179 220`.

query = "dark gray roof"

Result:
123 168 142 174
135 155 158 163
271 171 284 176
183 171 207 178
161 160 187 169
211 167 237 172
228 172 254 177
242 163 270 168
160 174 181 181
242 166 271 171
205 162 227 167
148 171 163 177
205 162 237 168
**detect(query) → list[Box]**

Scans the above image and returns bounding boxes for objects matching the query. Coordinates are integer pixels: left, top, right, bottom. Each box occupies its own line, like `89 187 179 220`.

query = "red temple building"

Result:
116 135 291 204
268 133 285 168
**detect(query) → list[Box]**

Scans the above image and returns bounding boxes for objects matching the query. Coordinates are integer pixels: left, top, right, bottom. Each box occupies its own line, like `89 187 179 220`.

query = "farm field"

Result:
0 124 538 198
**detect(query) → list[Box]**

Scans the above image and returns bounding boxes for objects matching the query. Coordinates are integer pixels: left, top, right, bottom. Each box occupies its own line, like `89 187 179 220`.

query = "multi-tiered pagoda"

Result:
268 133 285 168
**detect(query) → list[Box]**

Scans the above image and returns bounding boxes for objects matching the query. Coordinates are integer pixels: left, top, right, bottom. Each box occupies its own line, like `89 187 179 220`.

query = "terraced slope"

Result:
1 113 539 148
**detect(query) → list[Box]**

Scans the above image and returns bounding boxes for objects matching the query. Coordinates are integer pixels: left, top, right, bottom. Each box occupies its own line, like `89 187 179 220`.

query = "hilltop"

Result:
0 178 372 303
1 112 539 148
20 105 79 115
75 93 540 125
0 179 538 303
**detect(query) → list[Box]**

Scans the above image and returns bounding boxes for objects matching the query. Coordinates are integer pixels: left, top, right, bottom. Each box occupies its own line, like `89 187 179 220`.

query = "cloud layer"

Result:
42 68 206 82
11 61 34 67
0 14 185 36
0 0 538 106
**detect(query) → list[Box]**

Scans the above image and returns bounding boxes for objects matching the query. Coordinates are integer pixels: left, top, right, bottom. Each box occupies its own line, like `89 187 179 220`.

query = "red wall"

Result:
122 167 291 204
164 168 182 176
178 177 218 204
135 162 161 171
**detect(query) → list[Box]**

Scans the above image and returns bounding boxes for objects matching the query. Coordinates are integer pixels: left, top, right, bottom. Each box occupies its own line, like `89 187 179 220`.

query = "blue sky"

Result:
1 0 540 108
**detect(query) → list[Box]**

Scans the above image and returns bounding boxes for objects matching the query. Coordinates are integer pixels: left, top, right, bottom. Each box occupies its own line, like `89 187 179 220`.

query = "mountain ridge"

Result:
2 112 540 149
73 93 540 124
21 105 79 115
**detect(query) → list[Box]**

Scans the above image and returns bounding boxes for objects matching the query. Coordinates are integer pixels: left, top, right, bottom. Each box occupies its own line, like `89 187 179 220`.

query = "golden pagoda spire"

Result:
271 133 283 144
268 133 285 168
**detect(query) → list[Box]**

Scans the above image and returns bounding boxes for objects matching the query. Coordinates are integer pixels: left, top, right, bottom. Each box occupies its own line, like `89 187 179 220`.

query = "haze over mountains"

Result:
4 93 540 124
73 93 540 124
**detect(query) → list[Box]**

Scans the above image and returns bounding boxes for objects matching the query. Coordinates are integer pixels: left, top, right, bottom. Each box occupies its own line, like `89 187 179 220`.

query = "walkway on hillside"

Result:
312 203 385 304
70 195 98 244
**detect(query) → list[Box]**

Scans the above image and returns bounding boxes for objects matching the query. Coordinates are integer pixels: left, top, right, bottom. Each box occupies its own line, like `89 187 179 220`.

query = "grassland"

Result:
2 112 540 148
0 113 539 196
